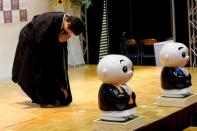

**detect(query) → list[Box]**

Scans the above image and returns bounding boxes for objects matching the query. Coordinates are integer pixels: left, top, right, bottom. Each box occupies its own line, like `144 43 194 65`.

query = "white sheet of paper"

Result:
12 10 20 22
3 0 11 10
19 0 27 9
0 11 4 23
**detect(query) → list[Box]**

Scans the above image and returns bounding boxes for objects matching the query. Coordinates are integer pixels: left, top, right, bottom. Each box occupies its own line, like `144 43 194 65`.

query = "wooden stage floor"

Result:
0 65 196 131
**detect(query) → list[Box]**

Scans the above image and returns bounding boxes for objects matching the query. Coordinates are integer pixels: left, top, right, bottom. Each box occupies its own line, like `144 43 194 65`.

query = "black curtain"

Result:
107 0 131 54
131 0 173 42
86 0 130 63
86 0 104 64
107 0 173 53
86 0 173 64
173 0 189 47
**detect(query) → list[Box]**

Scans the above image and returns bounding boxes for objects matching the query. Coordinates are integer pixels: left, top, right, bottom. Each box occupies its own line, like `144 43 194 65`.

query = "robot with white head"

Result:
160 42 192 97
97 54 136 121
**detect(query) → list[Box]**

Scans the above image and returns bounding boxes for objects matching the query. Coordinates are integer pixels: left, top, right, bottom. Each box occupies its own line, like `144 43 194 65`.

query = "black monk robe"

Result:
12 12 72 105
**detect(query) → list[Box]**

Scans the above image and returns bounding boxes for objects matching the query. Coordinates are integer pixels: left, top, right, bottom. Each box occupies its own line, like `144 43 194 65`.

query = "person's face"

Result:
63 21 74 36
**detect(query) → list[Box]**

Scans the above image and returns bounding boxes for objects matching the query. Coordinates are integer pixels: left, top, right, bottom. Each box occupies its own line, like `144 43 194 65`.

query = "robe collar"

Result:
61 14 68 29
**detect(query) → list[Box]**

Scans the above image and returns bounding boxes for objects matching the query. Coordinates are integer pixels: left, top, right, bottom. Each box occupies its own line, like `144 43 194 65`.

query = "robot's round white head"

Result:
160 42 189 67
97 54 133 85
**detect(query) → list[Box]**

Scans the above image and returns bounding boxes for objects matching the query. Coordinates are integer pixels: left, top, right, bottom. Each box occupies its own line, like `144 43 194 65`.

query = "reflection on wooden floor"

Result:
0 65 196 131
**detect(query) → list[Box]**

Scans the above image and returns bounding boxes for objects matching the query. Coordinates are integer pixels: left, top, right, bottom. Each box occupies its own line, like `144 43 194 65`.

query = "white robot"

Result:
160 42 192 98
97 54 136 121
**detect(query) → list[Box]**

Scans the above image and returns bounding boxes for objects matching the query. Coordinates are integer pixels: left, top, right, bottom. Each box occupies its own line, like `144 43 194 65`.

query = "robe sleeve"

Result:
30 12 64 46
102 85 130 104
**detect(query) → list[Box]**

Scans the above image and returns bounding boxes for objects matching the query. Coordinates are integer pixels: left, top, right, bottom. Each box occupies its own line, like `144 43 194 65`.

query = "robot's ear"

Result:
164 54 169 61
160 54 169 65
165 55 169 61
102 68 107 77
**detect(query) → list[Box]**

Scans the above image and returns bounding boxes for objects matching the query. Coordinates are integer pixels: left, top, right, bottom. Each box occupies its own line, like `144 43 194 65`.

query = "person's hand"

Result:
58 30 72 43
128 96 134 104
61 87 68 98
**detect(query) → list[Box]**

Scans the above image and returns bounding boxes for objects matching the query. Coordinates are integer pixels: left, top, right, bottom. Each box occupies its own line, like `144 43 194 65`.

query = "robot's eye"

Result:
122 66 128 73
182 52 186 58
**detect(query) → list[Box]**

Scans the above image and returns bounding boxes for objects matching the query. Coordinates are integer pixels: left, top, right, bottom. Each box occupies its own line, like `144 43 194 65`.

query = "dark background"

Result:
85 0 187 65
